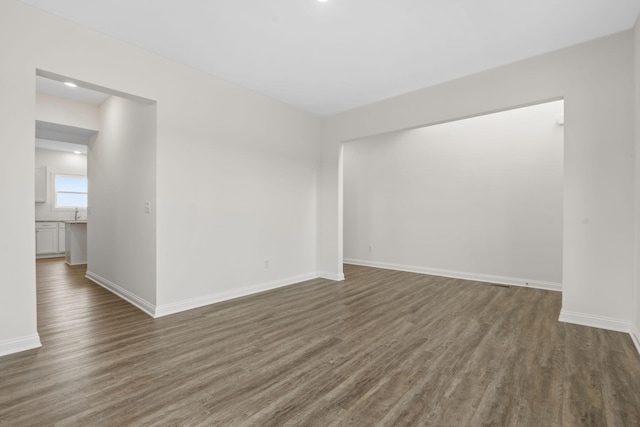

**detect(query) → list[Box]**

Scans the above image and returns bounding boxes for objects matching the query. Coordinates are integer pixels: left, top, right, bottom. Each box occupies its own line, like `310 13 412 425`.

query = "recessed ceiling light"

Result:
73 150 82 154
64 82 78 88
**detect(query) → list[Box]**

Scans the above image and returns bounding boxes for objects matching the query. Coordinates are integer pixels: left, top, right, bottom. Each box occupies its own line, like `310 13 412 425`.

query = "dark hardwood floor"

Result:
1 259 639 426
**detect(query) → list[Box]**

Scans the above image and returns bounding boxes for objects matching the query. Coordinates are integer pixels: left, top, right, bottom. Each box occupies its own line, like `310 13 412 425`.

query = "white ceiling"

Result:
21 0 640 115
36 75 110 105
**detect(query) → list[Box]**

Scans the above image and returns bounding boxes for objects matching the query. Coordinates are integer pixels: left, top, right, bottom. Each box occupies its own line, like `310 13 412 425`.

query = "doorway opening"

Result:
34 70 158 335
341 99 564 291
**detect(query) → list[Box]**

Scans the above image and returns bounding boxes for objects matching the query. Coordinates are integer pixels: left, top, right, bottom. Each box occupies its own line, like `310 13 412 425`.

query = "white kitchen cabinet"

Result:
36 222 58 255
58 223 66 253
35 166 47 203
65 221 87 265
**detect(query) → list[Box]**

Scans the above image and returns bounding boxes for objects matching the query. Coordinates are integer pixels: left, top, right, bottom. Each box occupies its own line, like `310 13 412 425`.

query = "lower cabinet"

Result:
36 222 65 257
58 223 65 253
36 223 58 255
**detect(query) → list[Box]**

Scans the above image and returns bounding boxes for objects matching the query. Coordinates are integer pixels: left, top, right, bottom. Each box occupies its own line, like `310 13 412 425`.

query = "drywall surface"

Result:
35 93 100 131
0 0 320 352
321 31 635 330
87 96 157 309
634 15 640 347
155 88 320 313
343 101 564 287
0 7 38 354
35 148 87 221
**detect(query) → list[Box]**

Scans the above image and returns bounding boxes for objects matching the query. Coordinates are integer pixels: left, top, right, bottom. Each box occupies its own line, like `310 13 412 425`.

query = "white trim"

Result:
86 271 156 317
343 259 562 292
317 271 345 281
155 272 322 318
558 309 630 333
36 253 65 260
630 325 640 356
0 334 41 357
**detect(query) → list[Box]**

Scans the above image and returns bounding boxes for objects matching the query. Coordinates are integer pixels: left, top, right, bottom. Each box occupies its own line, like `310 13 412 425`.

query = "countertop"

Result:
65 221 88 224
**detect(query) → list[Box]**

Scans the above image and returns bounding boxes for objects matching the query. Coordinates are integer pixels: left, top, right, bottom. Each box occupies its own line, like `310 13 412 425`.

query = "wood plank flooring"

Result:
1 259 639 426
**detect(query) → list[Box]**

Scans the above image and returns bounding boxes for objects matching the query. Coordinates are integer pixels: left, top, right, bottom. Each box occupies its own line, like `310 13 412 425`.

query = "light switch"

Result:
144 201 151 213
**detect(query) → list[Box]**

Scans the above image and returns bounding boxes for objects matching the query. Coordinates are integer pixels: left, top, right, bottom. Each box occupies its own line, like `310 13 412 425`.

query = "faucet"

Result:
74 207 79 221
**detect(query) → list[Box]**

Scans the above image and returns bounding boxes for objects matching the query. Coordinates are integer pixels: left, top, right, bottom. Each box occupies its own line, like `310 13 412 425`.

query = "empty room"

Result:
1 0 640 425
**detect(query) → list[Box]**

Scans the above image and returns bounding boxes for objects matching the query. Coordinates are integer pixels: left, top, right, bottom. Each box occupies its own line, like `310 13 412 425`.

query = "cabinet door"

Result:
36 228 58 254
58 226 66 253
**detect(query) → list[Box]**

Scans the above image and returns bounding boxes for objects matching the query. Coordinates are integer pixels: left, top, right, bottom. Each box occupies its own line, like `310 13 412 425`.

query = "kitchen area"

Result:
35 219 87 266
35 151 89 266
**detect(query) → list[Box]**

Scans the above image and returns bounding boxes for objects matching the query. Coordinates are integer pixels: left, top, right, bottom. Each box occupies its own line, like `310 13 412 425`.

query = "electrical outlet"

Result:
144 201 151 213
264 258 269 268
368 244 373 252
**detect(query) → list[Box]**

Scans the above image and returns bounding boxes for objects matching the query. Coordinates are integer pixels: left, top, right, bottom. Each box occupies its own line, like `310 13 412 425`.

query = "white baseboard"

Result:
559 309 630 333
86 271 156 318
630 325 640 356
317 271 345 281
155 272 323 318
343 259 562 292
0 334 41 357
36 253 64 260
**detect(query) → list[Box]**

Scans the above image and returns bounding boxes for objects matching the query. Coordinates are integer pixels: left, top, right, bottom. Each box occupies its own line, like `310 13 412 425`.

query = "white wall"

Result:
343 101 564 289
633 16 640 351
36 93 100 131
86 96 157 311
35 148 87 221
0 33 39 355
155 85 321 315
0 0 321 354
320 31 635 333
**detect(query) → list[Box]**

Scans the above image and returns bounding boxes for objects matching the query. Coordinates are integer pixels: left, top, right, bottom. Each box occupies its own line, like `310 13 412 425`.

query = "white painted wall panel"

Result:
633 16 640 346
35 93 100 131
343 101 564 286
87 96 157 308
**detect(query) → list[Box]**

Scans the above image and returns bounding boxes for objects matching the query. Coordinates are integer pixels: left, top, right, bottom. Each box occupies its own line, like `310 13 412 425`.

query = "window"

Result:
54 174 88 209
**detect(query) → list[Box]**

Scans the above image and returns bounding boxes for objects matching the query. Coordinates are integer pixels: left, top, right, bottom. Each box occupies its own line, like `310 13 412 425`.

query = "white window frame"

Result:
53 173 88 210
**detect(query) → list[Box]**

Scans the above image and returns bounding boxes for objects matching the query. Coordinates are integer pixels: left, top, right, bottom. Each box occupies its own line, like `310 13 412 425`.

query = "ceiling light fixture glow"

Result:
317 0 328 2
63 82 78 88
73 150 82 154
